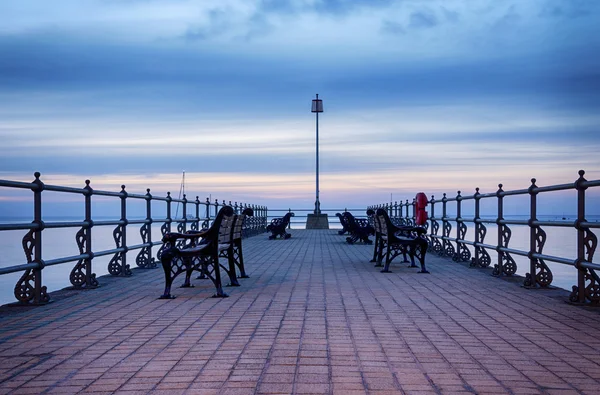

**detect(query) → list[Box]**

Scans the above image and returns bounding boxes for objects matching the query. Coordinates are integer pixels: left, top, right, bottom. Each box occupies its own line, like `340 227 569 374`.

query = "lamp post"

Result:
306 94 328 229
311 94 323 215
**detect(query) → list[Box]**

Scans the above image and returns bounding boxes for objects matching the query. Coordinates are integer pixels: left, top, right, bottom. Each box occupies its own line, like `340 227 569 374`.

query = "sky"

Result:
1 0 600 217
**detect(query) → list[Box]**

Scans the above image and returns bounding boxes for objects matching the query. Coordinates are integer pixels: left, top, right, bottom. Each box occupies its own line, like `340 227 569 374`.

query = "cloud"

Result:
409 9 439 29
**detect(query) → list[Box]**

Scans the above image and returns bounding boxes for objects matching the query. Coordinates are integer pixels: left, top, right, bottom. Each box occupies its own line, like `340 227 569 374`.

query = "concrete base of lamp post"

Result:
306 213 329 229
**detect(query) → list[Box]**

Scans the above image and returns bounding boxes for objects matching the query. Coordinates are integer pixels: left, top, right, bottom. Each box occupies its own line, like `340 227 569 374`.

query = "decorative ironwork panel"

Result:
70 227 98 288
494 224 517 276
136 223 155 268
157 221 170 260
442 220 455 257
472 224 491 267
15 229 49 303
570 228 599 304
453 222 471 262
525 227 553 287
108 224 131 276
430 220 443 254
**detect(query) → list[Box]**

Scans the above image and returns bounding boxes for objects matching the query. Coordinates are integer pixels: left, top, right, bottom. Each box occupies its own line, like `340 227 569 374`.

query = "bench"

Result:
375 208 429 274
229 207 253 279
345 211 374 244
267 212 294 239
159 205 234 298
335 212 351 235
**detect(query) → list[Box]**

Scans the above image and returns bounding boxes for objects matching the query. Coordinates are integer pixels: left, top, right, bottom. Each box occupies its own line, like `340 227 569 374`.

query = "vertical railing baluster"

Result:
15 172 50 304
454 191 462 262
527 178 538 288
109 185 131 276
473 188 481 266
136 188 154 269
571 170 597 304
70 180 98 287
494 184 504 276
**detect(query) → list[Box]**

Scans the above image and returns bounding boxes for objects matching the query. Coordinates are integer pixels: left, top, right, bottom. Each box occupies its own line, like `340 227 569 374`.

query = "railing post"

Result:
15 172 50 304
215 198 219 217
527 178 538 288
441 193 455 257
192 196 200 231
454 191 463 261
70 180 99 287
496 184 503 275
156 192 172 261
571 170 598 304
108 185 131 276
525 178 552 288
136 188 155 269
288 208 292 229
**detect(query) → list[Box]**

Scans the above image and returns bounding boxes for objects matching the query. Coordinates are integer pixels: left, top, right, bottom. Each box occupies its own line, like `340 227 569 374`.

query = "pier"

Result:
1 230 600 394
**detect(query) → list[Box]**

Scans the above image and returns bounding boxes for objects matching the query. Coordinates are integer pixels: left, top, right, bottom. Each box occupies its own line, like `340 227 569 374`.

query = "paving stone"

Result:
0 230 599 394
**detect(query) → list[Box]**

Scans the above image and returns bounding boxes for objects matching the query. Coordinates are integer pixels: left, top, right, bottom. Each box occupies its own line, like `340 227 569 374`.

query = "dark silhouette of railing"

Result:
0 172 268 305
369 170 600 305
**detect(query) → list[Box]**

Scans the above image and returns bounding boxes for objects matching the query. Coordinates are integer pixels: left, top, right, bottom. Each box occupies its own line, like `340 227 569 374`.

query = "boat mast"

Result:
175 170 185 219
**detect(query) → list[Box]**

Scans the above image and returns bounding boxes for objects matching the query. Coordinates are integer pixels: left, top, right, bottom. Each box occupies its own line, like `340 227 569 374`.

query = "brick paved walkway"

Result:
1 230 599 395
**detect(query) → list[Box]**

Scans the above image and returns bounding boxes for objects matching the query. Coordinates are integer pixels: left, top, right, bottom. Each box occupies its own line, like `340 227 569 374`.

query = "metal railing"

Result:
0 172 268 305
369 170 600 305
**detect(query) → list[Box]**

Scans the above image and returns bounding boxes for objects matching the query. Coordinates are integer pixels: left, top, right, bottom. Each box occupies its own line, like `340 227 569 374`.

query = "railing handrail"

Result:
0 172 268 305
368 170 600 305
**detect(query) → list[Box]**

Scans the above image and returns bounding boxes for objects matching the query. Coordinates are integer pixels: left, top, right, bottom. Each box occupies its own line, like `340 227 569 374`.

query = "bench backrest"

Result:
233 208 254 241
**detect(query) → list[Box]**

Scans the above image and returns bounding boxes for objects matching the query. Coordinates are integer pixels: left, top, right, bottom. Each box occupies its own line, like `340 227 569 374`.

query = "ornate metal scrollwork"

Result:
453 222 471 262
570 228 599 304
430 220 443 254
14 229 49 304
442 220 455 257
471 224 491 267
70 227 98 288
136 223 155 268
157 221 170 261
108 224 131 276
524 227 553 287
494 224 517 276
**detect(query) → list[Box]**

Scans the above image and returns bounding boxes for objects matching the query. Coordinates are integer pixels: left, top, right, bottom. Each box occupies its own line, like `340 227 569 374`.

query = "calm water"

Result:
0 215 598 306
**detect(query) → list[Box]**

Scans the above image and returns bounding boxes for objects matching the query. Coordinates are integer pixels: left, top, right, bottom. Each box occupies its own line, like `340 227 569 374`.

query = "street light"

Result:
311 94 323 215
306 93 328 229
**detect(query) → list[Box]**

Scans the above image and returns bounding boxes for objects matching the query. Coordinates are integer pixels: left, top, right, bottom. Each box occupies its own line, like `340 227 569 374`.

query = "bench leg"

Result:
223 248 240 287
381 246 392 273
376 239 385 267
160 252 184 299
415 242 429 274
235 241 249 278
181 266 195 288
210 255 229 297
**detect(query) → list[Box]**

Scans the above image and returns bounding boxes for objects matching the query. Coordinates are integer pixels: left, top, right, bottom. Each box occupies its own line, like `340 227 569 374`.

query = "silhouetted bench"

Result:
229 207 253 279
267 212 294 239
159 205 234 298
345 211 374 244
375 208 429 274
335 212 351 235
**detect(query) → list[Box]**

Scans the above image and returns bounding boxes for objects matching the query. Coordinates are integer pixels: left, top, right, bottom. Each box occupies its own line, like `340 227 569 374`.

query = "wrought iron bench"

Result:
375 208 429 274
335 212 351 235
267 212 294 239
229 207 253 279
159 205 234 298
345 211 374 244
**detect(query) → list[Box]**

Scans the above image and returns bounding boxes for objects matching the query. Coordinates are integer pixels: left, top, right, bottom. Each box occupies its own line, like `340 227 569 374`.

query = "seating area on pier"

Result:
1 229 599 394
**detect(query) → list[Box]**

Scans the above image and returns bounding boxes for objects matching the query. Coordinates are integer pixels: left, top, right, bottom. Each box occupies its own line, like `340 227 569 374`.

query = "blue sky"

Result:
1 0 599 215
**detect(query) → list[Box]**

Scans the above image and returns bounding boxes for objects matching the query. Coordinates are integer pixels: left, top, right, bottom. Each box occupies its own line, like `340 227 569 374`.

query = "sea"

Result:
0 214 599 307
